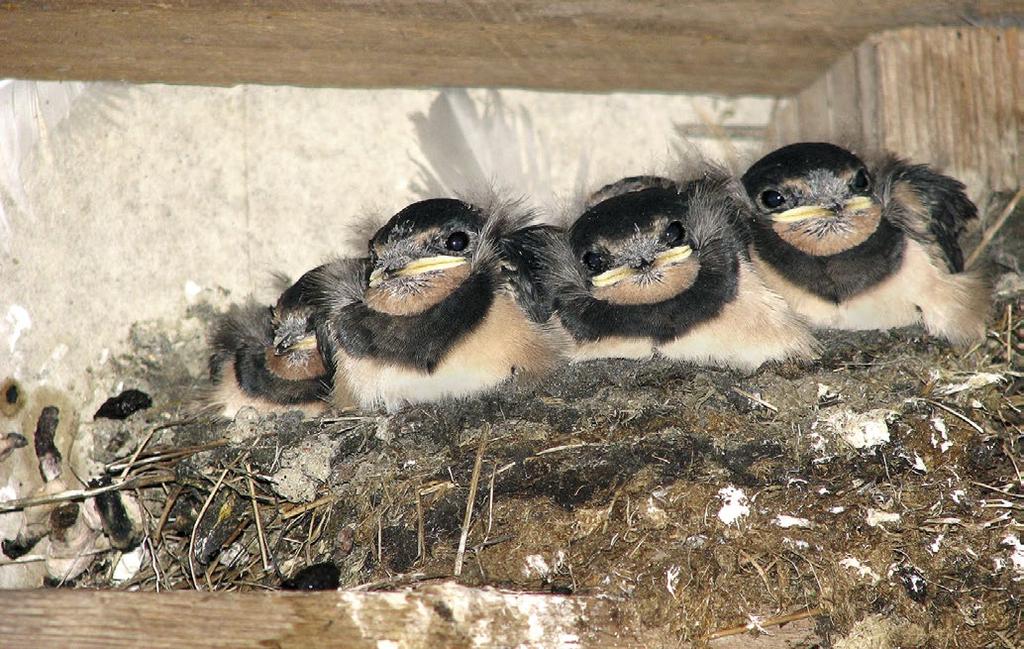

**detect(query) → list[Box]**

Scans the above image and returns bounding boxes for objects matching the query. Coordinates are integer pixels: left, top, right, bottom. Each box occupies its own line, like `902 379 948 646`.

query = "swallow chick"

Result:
312 197 565 411
741 142 988 344
553 171 817 371
206 267 337 418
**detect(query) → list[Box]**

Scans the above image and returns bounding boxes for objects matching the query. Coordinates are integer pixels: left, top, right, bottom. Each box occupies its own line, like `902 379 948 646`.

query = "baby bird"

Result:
312 197 565 411
207 267 335 418
553 170 817 371
740 142 988 344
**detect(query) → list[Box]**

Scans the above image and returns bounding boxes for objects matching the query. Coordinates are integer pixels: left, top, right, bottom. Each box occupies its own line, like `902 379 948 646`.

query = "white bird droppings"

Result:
775 515 812 529
817 408 893 450
112 546 147 583
3 303 31 353
1002 535 1024 579
717 486 749 525
866 509 901 527
930 417 953 453
912 453 928 473
523 554 551 579
839 557 881 584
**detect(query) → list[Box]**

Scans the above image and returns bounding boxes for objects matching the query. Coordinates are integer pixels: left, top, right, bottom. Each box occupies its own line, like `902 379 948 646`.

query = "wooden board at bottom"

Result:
0 581 824 648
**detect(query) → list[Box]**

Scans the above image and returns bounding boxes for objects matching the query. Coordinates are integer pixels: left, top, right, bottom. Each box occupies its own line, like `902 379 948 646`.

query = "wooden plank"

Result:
0 2 1021 94
768 27 1022 198
874 27 1022 196
0 582 624 648
854 37 882 153
823 51 861 142
0 583 825 648
765 98 800 146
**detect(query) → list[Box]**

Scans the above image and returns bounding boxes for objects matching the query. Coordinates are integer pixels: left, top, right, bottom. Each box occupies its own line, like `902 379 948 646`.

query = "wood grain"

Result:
0 1 1020 94
0 581 827 648
769 26 1022 197
0 582 624 648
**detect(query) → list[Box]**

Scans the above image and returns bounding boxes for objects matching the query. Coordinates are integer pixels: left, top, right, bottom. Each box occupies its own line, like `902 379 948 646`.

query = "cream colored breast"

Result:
561 325 656 362
208 360 330 419
657 260 817 371
337 292 563 411
750 239 986 343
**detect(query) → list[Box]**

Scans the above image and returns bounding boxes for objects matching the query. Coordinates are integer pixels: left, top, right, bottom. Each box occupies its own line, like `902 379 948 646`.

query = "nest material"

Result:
0 295 1015 647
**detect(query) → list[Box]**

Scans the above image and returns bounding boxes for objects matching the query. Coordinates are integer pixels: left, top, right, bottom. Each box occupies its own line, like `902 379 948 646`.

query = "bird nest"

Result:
3 277 1022 646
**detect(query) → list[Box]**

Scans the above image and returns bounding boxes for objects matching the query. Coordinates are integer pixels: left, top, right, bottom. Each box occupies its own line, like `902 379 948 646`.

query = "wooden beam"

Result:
769 27 1022 198
0 582 627 648
0 581 827 648
0 2 1020 95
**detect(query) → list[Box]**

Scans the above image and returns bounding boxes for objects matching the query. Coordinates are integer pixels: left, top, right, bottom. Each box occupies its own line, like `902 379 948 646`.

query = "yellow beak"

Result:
280 335 318 353
772 205 833 223
773 196 876 223
590 245 692 288
844 196 875 213
654 245 693 268
590 265 635 288
368 255 468 287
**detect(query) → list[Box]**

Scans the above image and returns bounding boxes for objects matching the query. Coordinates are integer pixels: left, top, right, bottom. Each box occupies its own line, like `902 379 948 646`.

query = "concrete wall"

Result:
0 83 773 408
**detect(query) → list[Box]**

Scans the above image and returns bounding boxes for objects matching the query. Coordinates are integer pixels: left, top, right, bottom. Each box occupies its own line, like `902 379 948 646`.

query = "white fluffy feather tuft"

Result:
0 80 87 248
409 89 588 219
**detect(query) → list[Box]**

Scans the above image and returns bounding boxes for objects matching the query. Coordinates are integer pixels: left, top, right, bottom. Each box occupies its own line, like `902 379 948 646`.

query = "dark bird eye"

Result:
445 231 470 252
759 189 786 210
582 251 606 273
851 168 871 192
664 221 685 244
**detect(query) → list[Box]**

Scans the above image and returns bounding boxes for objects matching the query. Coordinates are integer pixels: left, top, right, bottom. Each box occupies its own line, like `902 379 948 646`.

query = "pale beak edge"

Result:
276 335 318 355
845 196 875 213
772 197 876 223
590 245 692 288
368 255 468 287
772 205 833 223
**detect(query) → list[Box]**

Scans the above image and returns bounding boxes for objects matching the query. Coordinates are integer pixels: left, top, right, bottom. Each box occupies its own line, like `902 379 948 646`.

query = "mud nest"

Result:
1 289 1016 646
5 202 1024 646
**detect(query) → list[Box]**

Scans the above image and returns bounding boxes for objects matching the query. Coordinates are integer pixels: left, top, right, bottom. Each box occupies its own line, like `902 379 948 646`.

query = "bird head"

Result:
742 142 882 256
365 198 485 315
270 268 321 357
569 183 701 306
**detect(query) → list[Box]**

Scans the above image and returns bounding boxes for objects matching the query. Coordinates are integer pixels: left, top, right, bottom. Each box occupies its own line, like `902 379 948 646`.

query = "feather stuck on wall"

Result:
0 80 89 250
409 88 590 215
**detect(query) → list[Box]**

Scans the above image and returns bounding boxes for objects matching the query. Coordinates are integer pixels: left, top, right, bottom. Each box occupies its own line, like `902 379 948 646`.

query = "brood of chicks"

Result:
207 142 989 417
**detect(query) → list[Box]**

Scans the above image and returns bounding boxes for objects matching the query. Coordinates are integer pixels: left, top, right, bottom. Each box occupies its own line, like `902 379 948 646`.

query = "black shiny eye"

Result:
445 231 470 252
759 189 785 210
582 251 605 273
851 168 871 192
664 221 685 244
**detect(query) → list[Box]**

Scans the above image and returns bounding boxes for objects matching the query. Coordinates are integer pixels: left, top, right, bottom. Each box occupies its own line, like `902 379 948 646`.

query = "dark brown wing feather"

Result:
875 156 978 272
